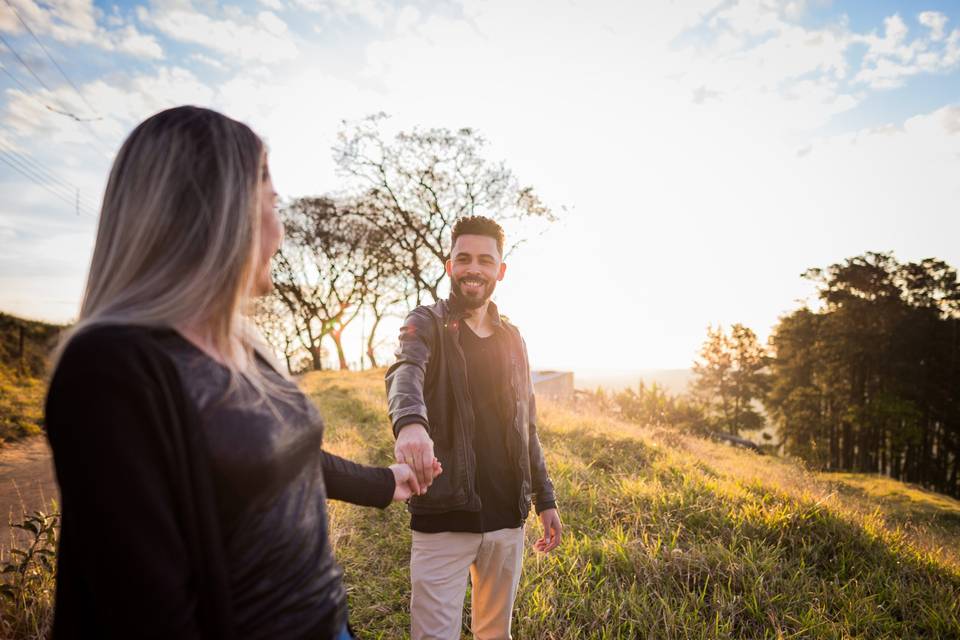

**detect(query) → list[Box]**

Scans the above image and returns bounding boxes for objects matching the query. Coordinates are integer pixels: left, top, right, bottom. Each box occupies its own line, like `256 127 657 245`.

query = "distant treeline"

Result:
767 252 960 499
601 252 960 499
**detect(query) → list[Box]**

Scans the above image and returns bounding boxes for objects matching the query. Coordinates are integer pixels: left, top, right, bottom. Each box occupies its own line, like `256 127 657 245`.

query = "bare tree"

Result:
266 118 559 371
361 273 408 368
335 114 556 305
252 294 305 375
272 197 381 371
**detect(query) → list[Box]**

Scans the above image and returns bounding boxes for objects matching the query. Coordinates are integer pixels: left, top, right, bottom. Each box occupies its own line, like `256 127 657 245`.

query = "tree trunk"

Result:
920 419 931 486
732 391 741 437
829 416 839 471
949 449 959 498
331 332 349 370
842 420 854 470
309 344 323 371
367 312 384 368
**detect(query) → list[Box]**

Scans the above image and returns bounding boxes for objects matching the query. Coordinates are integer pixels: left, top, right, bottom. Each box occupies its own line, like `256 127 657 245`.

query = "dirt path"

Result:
0 436 58 526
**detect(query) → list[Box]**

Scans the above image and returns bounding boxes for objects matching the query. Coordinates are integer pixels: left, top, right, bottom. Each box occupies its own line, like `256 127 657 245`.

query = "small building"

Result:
532 370 574 400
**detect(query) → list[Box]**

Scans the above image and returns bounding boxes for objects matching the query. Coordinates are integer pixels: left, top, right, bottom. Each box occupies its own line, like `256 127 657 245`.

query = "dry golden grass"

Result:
306 368 960 639
2 367 958 639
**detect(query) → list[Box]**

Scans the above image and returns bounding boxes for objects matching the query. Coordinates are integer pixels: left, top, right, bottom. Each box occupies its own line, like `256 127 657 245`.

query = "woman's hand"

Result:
390 459 442 501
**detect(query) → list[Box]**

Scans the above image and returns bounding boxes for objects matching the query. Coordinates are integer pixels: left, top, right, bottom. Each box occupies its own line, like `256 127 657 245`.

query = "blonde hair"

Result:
53 106 281 391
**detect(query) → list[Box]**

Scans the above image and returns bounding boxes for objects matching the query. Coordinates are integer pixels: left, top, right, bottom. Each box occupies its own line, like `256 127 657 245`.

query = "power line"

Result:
1 0 99 117
0 64 100 122
0 152 95 215
0 139 100 210
0 148 75 202
0 33 113 156
1 61 30 92
0 151 98 216
0 152 98 216
0 31 53 93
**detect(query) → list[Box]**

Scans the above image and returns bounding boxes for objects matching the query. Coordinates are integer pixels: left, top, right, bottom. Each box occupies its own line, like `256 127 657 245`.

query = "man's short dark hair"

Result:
450 216 505 257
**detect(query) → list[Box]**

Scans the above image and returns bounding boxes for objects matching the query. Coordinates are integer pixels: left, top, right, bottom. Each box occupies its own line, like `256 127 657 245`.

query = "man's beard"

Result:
451 275 497 310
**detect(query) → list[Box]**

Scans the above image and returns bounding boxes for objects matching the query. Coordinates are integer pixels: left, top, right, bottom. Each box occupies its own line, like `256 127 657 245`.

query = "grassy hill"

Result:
2 364 959 638
308 369 960 639
0 313 62 444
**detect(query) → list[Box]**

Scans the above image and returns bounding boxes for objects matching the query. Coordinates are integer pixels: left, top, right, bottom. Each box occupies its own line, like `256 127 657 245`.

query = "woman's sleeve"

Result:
45 339 205 638
319 450 395 508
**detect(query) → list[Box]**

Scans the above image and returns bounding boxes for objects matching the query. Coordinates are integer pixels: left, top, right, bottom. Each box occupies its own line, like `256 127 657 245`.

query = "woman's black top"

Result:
44 325 395 639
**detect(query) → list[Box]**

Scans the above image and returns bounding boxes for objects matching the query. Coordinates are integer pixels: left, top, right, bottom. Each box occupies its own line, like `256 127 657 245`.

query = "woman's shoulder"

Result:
45 325 193 440
55 323 183 383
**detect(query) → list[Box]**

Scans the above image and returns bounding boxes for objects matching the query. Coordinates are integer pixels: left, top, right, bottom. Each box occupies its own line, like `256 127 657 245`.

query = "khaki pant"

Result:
410 527 525 640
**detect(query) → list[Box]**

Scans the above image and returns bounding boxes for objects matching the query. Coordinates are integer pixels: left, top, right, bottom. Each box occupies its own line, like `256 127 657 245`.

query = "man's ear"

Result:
445 259 453 277
497 262 507 281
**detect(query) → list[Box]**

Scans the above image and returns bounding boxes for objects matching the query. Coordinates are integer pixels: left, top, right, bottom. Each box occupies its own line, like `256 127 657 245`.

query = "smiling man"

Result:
385 215 562 640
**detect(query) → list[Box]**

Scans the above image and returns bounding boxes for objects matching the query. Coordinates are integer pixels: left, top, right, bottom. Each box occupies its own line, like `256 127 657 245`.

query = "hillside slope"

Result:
0 314 61 443
307 369 960 639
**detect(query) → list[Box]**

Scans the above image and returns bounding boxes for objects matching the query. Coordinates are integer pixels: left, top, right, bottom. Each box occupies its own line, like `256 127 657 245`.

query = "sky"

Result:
0 0 958 372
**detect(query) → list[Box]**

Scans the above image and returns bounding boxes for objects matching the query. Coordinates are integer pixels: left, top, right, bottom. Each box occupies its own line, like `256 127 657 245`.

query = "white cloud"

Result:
256 9 289 36
259 0 285 10
0 0 164 60
711 0 788 36
114 24 164 59
292 0 391 28
212 65 385 196
139 1 298 63
2 66 215 149
191 52 227 70
919 11 948 41
854 13 960 89
942 105 960 134
794 106 960 251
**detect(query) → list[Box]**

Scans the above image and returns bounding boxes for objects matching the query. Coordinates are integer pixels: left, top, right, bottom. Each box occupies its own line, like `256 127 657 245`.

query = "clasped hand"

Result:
391 422 442 501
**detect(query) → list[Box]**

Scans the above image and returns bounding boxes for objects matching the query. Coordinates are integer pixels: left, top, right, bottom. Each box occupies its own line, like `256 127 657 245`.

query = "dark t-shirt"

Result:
411 321 522 533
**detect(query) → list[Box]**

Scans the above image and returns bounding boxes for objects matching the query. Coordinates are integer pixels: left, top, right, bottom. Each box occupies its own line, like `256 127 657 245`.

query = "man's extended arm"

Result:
385 308 437 491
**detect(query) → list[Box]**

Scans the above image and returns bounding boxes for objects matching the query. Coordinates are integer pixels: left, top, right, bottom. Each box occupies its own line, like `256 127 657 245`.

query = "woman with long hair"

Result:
44 105 436 639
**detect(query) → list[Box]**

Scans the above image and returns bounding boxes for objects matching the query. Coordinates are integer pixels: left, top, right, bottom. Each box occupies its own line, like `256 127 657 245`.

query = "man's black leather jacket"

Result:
385 298 557 517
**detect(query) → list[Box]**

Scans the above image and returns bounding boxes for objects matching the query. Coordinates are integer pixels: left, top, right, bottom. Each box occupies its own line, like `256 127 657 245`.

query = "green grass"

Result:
305 369 960 639
2 366 959 638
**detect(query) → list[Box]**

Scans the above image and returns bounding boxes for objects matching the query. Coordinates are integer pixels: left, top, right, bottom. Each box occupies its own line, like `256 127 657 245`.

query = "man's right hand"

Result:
395 422 436 494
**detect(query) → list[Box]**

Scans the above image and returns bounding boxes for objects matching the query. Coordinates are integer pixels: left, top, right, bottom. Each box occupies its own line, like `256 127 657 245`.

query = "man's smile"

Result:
460 277 487 293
